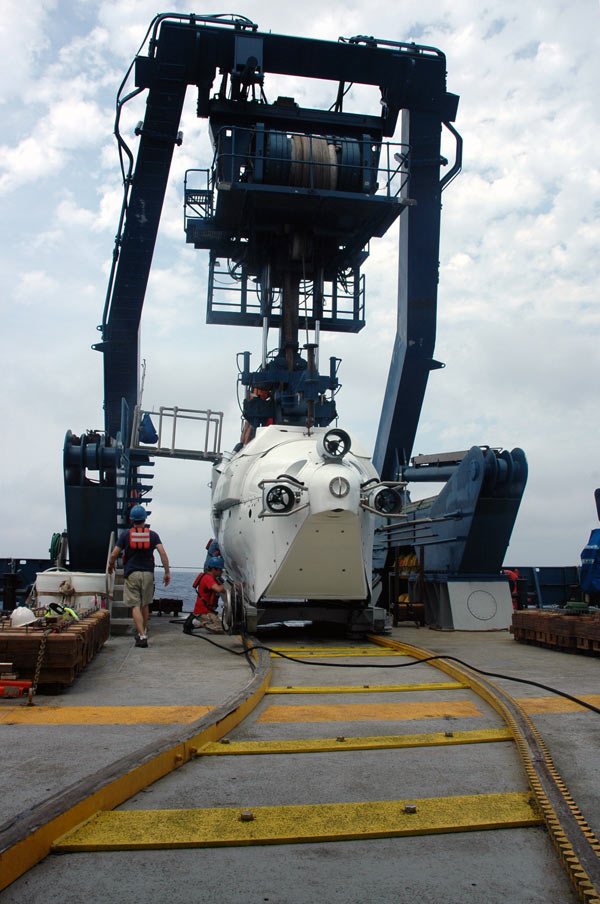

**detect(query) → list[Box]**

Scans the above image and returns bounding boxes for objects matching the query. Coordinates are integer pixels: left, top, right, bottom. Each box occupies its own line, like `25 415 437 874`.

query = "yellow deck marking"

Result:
266 682 467 694
53 791 541 851
268 646 387 651
515 694 600 714
257 700 483 722
0 669 272 892
270 649 406 658
2 696 593 723
0 705 212 725
200 728 513 755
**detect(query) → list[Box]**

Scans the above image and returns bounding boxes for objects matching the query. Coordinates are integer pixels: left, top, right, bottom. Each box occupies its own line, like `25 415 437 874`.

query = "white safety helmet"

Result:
10 606 37 627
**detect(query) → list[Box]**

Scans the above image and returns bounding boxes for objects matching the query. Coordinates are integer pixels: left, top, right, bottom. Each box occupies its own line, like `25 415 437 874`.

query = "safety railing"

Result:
130 405 223 462
208 127 410 198
206 262 365 330
183 168 213 232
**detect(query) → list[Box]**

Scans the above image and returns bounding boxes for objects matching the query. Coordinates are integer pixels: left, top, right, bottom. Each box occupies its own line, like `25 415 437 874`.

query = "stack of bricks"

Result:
0 609 110 688
511 609 600 655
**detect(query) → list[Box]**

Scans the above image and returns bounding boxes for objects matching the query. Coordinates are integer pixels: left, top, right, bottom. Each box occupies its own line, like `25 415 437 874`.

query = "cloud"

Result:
0 0 56 103
14 269 60 306
0 97 111 193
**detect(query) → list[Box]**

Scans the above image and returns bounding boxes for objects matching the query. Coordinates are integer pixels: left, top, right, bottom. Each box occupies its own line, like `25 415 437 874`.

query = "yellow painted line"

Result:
0 706 213 725
257 700 483 723
53 791 541 851
266 682 468 694
367 635 600 902
367 638 600 717
515 694 600 714
0 670 271 892
270 649 407 658
200 727 513 755
268 646 394 653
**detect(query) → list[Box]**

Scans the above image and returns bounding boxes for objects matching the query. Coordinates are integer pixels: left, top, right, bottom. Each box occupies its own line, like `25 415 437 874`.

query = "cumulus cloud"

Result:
0 98 110 193
14 269 59 305
0 0 56 103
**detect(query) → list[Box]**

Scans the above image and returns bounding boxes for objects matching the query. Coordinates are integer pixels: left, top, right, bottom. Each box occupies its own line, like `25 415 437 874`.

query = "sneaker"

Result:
135 634 148 648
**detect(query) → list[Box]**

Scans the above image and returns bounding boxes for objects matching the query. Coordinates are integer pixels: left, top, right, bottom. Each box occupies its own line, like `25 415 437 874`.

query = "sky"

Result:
1 0 599 568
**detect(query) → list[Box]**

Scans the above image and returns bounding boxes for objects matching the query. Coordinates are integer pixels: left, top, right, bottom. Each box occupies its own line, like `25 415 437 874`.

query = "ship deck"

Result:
1 616 599 902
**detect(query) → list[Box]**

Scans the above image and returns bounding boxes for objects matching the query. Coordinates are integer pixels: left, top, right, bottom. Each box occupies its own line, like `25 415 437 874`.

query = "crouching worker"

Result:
183 556 226 634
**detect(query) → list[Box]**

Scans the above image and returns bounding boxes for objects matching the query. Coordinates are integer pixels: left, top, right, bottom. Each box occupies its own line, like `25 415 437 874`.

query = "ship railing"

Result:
183 168 213 232
206 261 366 330
208 128 410 199
130 405 223 462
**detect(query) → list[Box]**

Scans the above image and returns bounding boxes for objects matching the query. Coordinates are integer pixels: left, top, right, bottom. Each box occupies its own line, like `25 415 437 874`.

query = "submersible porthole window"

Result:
329 476 350 498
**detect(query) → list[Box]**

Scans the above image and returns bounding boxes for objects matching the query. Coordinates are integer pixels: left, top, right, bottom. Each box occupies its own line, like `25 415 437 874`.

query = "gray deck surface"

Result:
2 618 598 903
0 617 251 826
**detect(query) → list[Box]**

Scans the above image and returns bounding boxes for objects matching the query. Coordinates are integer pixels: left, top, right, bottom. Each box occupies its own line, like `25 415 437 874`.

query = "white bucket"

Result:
36 570 107 612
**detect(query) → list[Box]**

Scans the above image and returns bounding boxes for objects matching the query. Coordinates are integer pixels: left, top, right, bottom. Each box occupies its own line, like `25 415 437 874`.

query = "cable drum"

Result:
263 131 292 184
289 135 338 190
337 139 363 192
260 131 373 193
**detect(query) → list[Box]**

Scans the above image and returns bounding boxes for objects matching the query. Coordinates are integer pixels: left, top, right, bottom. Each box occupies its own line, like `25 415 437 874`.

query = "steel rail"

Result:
4 632 598 901
369 634 600 904
0 644 272 892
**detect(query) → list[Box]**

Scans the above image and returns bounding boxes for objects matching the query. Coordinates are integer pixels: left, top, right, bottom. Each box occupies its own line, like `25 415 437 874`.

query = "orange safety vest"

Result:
129 527 151 549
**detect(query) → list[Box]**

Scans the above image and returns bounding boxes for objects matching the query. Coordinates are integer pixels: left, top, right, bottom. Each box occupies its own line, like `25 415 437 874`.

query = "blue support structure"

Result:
92 18 458 441
64 14 527 603
93 31 188 439
373 110 459 479
378 446 529 628
64 15 462 573
401 447 528 574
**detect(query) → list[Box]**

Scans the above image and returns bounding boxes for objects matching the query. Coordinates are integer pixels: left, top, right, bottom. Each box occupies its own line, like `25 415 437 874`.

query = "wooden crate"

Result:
0 610 110 687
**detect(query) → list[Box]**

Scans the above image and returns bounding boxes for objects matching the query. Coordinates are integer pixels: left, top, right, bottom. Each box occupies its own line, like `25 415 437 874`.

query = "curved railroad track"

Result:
2 630 599 903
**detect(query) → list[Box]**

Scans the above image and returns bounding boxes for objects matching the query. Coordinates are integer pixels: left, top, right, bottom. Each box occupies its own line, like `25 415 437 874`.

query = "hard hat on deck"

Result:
130 504 147 522
207 556 224 570
11 606 37 627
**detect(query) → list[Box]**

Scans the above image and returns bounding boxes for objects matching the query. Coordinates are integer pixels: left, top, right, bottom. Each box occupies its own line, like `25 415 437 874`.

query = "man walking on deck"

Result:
107 505 170 648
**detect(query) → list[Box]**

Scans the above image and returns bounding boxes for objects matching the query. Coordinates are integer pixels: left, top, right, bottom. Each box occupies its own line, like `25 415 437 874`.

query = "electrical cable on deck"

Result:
171 622 600 715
